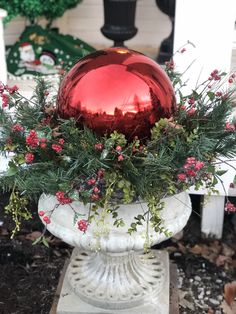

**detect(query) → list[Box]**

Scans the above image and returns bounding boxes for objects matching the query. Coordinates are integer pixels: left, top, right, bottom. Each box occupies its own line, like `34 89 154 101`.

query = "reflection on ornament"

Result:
57 47 176 140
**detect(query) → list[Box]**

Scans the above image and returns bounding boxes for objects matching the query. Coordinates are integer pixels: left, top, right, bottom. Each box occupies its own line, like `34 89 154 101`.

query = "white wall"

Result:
0 9 7 83
3 0 171 56
174 0 236 92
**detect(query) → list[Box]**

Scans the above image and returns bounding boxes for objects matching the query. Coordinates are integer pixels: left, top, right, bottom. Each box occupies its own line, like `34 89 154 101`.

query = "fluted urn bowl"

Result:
38 191 191 312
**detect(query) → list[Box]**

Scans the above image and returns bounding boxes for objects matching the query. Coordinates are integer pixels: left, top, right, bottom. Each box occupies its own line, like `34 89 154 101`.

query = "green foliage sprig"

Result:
5 190 31 238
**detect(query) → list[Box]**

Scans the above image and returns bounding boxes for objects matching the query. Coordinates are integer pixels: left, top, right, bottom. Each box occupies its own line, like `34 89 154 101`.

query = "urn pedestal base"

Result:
39 192 191 313
57 249 169 314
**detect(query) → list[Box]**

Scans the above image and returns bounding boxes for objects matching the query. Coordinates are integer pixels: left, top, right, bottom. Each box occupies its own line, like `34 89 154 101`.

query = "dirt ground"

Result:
0 193 235 314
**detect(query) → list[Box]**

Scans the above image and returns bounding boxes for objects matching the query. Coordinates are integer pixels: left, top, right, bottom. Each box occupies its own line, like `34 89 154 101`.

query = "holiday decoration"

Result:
57 47 176 139
1 46 236 314
7 25 95 77
1 47 236 238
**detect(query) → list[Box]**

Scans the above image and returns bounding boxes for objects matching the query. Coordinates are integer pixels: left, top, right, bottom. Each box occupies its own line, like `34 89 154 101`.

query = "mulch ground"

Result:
0 193 235 314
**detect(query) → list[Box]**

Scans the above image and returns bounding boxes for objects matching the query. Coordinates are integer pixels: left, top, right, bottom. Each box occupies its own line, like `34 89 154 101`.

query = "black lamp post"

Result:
101 0 138 47
156 0 176 64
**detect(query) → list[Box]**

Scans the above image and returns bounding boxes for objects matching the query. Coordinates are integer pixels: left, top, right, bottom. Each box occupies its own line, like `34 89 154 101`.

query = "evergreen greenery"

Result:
0 64 236 237
0 0 82 26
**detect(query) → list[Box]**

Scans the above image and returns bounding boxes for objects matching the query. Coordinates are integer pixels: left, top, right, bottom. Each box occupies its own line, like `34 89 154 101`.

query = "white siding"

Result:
3 0 171 57
4 18 26 46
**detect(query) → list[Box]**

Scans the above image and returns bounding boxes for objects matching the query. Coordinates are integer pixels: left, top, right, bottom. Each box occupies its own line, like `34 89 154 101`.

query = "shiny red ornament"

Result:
57 47 176 140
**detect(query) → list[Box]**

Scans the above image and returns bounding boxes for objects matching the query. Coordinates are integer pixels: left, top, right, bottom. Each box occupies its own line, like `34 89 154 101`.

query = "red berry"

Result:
56 191 64 199
214 75 221 81
186 169 196 177
41 117 51 125
211 70 218 77
188 98 195 105
118 155 124 161
88 178 96 185
43 216 51 224
165 60 174 70
186 157 196 164
93 187 100 194
6 138 12 145
195 161 205 171
58 138 65 145
77 219 88 232
12 124 23 132
177 173 186 182
62 197 72 204
52 144 62 153
94 143 103 151
215 91 222 97
225 201 236 212
26 130 39 148
225 122 235 132
6 85 18 94
116 145 122 153
97 169 104 178
39 210 45 216
187 108 196 116
55 191 72 205
228 78 233 84
91 194 100 201
25 152 34 163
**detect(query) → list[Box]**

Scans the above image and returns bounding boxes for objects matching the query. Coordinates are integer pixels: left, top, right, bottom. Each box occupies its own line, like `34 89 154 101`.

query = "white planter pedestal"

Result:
58 249 169 314
38 191 191 314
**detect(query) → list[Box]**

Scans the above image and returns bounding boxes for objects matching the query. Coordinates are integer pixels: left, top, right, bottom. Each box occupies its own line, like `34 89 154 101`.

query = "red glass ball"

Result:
57 48 176 140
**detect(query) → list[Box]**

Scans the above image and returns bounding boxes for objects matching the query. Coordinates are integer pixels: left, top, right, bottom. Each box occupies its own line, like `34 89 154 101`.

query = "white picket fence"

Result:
188 159 236 238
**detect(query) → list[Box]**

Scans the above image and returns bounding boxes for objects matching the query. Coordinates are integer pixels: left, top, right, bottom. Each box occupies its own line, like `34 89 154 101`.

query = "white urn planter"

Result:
38 191 191 314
